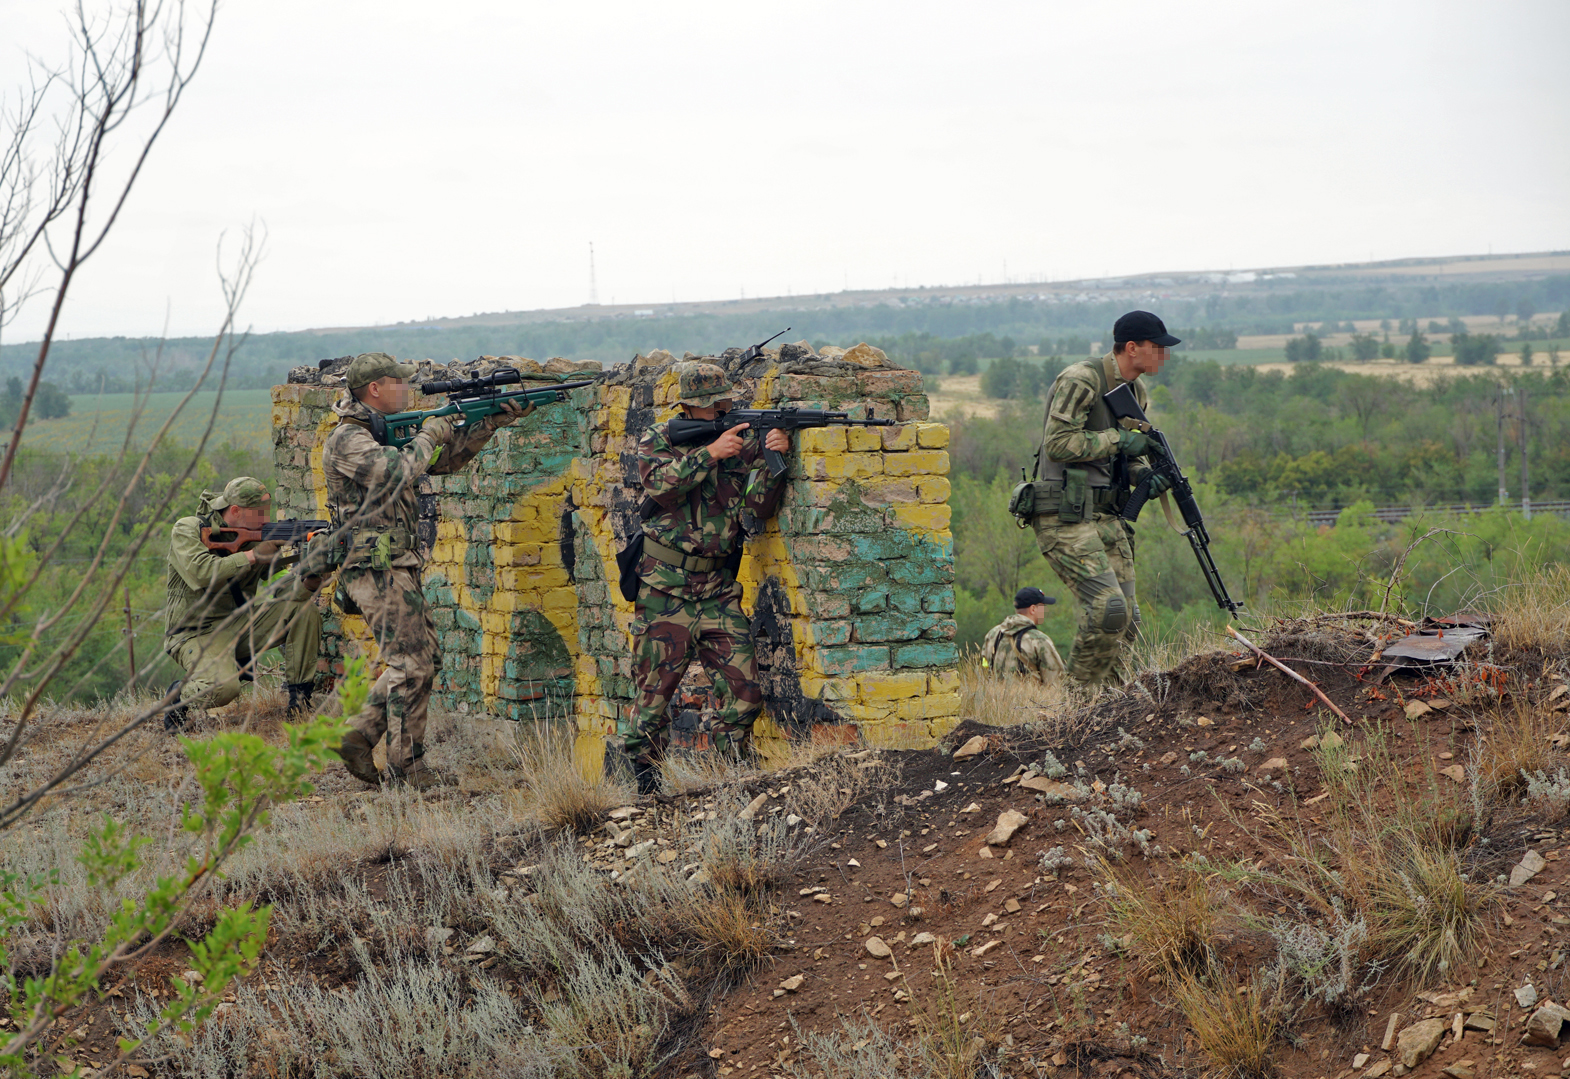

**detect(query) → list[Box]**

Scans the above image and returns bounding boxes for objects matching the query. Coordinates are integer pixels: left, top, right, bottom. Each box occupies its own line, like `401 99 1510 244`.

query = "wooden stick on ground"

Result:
1227 625 1354 725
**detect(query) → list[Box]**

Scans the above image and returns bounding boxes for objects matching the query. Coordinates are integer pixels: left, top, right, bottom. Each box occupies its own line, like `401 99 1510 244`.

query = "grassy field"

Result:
24 389 275 454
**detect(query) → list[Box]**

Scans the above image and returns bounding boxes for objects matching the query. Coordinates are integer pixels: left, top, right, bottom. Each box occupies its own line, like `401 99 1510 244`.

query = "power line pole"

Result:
1496 385 1510 507
588 242 599 306
1520 385 1531 520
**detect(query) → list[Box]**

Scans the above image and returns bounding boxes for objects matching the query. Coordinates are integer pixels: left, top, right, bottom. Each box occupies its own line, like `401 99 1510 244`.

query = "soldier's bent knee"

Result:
1095 592 1129 634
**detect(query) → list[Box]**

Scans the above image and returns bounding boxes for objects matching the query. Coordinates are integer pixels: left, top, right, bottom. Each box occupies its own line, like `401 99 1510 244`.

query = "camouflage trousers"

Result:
625 587 763 764
171 585 321 709
1032 512 1139 686
341 565 439 775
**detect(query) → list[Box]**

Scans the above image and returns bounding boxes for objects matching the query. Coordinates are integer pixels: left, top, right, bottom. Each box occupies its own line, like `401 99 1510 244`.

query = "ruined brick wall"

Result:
271 343 960 772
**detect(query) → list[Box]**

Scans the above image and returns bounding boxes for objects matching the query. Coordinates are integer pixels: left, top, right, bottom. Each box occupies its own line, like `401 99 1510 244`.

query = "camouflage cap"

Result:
345 351 418 390
675 362 735 407
209 476 270 511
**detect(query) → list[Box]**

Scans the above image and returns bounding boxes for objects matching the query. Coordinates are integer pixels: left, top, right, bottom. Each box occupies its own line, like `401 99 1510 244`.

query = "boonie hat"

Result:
209 476 270 512
346 351 418 390
675 362 735 407
1113 311 1181 348
1015 586 1056 609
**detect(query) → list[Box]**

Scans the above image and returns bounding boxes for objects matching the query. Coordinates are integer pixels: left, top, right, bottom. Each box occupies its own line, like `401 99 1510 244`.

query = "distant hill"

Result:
5 251 1567 395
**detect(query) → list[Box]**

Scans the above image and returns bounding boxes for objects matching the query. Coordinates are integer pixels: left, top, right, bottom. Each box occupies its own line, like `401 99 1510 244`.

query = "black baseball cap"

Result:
1113 311 1180 348
1015 587 1055 609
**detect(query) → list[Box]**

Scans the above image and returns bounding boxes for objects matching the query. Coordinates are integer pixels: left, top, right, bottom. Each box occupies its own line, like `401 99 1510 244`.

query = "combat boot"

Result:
285 682 315 717
632 757 661 797
387 764 458 791
711 727 758 768
162 680 188 733
335 730 381 787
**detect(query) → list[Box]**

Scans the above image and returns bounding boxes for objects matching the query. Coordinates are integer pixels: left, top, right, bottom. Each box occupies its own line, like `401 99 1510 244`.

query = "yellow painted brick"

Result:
508 502 540 522
846 427 882 452
436 519 465 540
488 591 527 612
541 587 577 610
481 610 511 634
495 521 553 544
798 427 847 454
499 566 571 590
798 675 852 702
802 453 883 481
860 719 940 751
542 606 577 634
883 450 949 477
928 670 961 694
575 655 598 681
430 541 453 564
892 503 952 532
879 424 918 452
917 476 952 503
857 671 928 702
915 423 950 449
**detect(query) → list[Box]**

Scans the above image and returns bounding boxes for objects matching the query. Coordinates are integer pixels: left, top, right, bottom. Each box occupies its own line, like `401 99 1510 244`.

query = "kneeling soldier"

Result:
323 352 527 789
163 476 323 728
624 362 789 795
980 586 1065 684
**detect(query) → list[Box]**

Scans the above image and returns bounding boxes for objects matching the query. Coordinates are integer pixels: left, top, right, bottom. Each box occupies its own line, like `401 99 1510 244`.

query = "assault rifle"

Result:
201 518 331 555
666 408 894 477
369 369 597 448
1103 384 1244 614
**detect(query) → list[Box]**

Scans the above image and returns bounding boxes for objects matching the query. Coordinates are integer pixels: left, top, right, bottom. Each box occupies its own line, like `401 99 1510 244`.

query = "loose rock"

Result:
865 936 892 958
1257 757 1289 775
1396 1017 1446 1068
737 793 769 821
1522 1003 1568 1047
1510 849 1548 888
1516 984 1539 1009
1364 1059 1392 1079
953 735 988 761
985 810 1029 846
779 975 805 993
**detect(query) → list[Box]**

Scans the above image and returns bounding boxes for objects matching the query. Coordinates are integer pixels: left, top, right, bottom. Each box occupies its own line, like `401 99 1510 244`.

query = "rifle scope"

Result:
422 368 523 395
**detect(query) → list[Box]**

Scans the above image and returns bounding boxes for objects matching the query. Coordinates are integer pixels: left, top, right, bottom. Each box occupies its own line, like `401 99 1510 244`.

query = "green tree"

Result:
1284 333 1322 363
1349 333 1381 362
1380 341 1397 359
1404 331 1431 364
1556 310 1570 337
1451 332 1498 366
1495 297 1510 323
1516 297 1536 324
1520 341 1534 366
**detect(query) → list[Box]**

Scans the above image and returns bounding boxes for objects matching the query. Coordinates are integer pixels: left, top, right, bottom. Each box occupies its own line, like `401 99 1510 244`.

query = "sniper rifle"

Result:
1103 383 1244 615
666 407 894 478
368 368 596 448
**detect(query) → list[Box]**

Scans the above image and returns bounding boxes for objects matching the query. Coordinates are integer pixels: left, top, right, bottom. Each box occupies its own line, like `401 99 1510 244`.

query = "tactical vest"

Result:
1037 355 1119 487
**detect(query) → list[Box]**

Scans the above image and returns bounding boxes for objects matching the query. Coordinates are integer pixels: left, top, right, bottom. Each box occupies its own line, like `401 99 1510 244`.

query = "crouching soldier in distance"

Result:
163 477 323 729
624 362 790 796
980 587 1065 684
323 352 528 790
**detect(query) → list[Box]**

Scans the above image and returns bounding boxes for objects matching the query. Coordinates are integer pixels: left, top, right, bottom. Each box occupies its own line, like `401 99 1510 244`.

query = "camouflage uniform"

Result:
163 477 321 718
980 613 1065 683
1031 353 1153 686
625 363 786 773
320 353 526 785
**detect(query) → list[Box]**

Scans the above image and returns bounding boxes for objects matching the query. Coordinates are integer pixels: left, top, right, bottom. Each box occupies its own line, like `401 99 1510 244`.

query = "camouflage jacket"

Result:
636 420 787 602
1039 352 1153 488
980 613 1065 682
163 513 310 649
319 394 501 571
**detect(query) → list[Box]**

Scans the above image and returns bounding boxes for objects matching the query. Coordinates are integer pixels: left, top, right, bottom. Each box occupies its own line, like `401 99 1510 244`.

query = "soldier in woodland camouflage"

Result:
980 586 1064 684
624 362 790 794
163 476 322 728
320 352 528 789
1030 311 1177 685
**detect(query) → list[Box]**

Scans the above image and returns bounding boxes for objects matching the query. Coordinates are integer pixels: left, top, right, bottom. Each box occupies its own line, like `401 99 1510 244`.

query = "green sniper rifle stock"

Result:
1103 383 1244 615
369 369 596 448
666 408 893 477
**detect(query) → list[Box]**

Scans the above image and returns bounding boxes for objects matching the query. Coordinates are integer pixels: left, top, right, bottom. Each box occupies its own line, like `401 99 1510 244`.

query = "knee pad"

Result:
1095 592 1130 634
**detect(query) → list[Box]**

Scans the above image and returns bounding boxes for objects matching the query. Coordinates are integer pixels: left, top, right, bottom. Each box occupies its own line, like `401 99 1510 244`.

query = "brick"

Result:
812 645 891 676
855 590 888 614
914 423 950 449
801 453 883 481
888 559 954 585
878 425 918 452
845 427 883 452
893 503 952 531
797 427 847 453
893 641 959 667
883 450 949 477
922 589 957 614
928 669 961 694
916 476 951 503
895 395 930 422
857 671 927 701
852 612 940 643
810 621 852 647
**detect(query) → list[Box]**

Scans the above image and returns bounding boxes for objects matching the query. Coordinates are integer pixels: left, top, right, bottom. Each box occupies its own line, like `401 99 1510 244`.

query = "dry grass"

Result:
509 722 630 833
783 751 894 824
1169 962 1284 1079
1490 562 1570 651
958 656 1071 725
1475 690 1563 799
1098 859 1221 976
680 886 776 973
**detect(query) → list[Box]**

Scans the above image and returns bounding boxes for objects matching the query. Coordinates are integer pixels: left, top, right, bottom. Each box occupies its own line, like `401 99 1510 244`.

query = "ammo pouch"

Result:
1007 480 1041 523
616 532 645 604
345 527 415 571
1058 468 1090 525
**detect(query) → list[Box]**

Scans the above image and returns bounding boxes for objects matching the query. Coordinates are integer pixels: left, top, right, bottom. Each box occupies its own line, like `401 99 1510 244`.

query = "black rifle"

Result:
741 327 791 364
369 369 597 448
1103 384 1244 614
666 408 894 478
201 518 331 555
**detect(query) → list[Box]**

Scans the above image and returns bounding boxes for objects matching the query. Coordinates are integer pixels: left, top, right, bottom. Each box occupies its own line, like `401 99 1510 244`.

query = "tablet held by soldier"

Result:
322 352 529 789
980 586 1065 684
622 362 790 796
1027 311 1176 686
162 476 324 729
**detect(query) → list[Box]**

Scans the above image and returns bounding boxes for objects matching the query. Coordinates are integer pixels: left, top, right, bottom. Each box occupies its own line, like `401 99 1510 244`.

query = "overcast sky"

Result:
4 0 1568 341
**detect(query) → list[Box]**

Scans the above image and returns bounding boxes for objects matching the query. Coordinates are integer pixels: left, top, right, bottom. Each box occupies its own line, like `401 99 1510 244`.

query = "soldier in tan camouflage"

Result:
980 587 1065 684
162 476 323 729
1030 311 1176 686
321 352 528 789
624 362 790 795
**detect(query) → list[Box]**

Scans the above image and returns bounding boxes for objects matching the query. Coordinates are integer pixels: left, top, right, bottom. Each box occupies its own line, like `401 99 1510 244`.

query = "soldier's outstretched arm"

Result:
428 400 532 476
639 425 714 510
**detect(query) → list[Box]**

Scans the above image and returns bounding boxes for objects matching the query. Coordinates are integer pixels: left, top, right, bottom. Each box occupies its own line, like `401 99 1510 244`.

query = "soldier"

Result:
163 476 323 729
1031 311 1176 685
322 352 527 789
624 362 790 795
980 586 1065 684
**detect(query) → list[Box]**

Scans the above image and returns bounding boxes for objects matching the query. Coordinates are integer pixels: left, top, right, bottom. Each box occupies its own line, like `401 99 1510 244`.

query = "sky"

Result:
3 0 1568 341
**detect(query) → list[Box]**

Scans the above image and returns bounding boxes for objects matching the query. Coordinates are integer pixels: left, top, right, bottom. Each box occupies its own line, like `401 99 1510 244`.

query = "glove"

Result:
420 415 456 444
1117 428 1152 457
487 400 535 430
1147 473 1173 496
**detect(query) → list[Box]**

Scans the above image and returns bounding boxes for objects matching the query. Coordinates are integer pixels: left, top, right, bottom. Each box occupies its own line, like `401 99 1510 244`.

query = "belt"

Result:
643 536 724 573
1035 483 1121 510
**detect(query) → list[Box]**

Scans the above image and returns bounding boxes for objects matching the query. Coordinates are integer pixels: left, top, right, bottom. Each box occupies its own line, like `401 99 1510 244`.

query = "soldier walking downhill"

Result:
980 586 1065 684
624 362 791 795
322 352 527 789
1031 311 1176 685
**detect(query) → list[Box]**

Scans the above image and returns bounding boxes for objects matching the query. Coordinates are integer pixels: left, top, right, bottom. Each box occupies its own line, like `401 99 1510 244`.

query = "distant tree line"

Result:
0 376 70 426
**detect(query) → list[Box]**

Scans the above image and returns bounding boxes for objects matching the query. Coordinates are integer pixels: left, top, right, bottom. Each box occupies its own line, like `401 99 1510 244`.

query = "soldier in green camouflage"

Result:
321 352 529 789
162 476 323 728
624 362 790 795
1030 311 1176 685
980 587 1065 684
